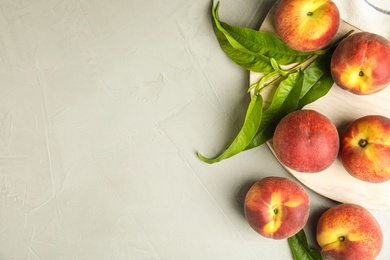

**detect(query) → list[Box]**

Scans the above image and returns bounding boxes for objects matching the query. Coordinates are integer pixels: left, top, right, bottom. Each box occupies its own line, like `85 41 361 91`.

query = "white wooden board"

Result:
250 4 390 210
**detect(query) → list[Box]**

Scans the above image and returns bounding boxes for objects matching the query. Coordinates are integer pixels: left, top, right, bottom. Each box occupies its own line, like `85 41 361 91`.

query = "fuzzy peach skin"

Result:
274 0 340 52
331 32 390 95
340 115 390 183
273 110 339 173
317 204 383 260
244 177 310 239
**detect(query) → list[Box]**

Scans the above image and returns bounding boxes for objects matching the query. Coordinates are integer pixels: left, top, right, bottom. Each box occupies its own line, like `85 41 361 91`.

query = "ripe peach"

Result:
340 115 390 183
331 32 390 95
272 110 339 173
244 176 310 239
317 204 383 260
274 0 340 52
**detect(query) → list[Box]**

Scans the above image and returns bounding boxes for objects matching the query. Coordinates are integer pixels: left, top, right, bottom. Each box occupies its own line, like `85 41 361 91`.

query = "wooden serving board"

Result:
250 4 390 210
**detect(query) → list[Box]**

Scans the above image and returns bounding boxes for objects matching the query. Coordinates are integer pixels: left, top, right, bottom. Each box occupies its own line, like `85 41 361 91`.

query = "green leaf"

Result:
197 94 263 163
298 50 335 109
211 2 272 72
221 22 313 65
211 1 313 72
298 73 333 109
245 51 335 149
245 71 304 150
248 71 280 94
299 58 325 100
198 1 339 163
270 58 288 76
288 229 323 260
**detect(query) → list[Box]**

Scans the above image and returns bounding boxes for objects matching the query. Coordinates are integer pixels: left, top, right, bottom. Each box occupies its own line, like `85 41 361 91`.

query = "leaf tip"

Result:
197 150 211 163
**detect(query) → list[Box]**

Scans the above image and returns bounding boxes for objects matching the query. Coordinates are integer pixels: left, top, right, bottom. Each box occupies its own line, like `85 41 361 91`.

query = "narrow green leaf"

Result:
211 2 272 72
270 58 289 76
245 71 304 150
221 21 313 65
300 60 325 100
264 71 303 115
211 1 313 72
248 71 280 94
298 74 333 109
288 229 323 260
199 1 338 162
298 50 335 109
197 94 263 163
245 51 335 150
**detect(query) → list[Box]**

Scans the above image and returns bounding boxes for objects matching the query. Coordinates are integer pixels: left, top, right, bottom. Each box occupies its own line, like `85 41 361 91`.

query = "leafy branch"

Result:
197 1 353 163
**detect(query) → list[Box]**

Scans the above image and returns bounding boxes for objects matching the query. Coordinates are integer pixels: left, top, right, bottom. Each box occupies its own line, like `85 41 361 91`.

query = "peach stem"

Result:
359 139 368 147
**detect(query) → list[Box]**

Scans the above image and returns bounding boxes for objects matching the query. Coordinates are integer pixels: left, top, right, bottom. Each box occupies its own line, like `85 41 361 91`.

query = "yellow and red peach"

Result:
274 0 340 52
316 203 383 260
340 115 390 183
331 32 390 95
244 176 310 239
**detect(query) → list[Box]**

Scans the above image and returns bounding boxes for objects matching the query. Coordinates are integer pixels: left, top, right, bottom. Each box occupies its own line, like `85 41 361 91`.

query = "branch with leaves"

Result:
197 1 353 164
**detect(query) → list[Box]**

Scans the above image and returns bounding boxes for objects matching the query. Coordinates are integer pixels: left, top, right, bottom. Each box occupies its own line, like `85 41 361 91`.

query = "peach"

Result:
274 0 340 52
340 115 390 183
272 110 339 173
316 204 383 260
244 176 310 239
331 32 390 95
